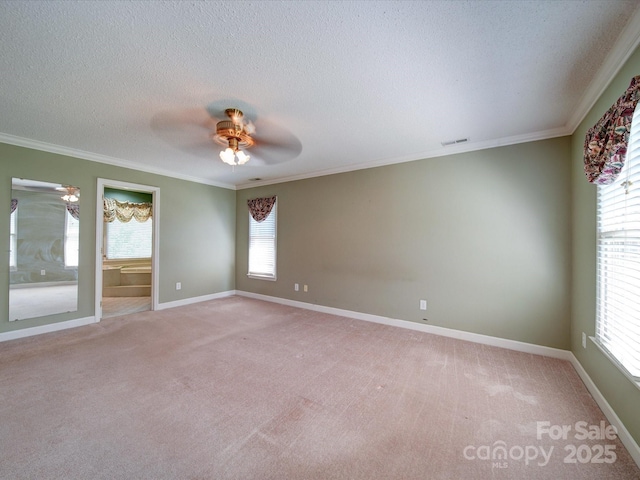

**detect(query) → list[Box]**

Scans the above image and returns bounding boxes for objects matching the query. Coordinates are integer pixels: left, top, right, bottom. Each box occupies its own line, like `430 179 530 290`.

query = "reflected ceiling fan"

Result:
151 101 302 167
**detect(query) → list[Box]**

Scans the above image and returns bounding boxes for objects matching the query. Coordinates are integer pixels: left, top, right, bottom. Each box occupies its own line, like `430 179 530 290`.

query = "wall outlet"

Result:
420 299 427 310
582 332 587 349
294 283 299 291
176 282 181 291
303 284 308 292
40 269 46 276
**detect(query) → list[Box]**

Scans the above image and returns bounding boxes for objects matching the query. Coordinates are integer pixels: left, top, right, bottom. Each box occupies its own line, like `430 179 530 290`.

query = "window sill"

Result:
589 336 640 393
247 273 276 281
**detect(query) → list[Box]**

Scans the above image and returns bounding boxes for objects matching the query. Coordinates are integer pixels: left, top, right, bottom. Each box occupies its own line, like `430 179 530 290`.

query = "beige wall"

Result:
237 137 572 349
0 143 236 333
571 46 640 444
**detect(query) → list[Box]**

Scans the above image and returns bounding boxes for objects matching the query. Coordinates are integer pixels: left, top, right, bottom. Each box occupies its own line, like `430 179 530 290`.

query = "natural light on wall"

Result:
596 103 640 381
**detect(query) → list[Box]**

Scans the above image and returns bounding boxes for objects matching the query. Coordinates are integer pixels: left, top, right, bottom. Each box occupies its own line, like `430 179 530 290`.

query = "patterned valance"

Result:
66 204 80 220
584 75 640 185
247 196 276 222
10 198 17 214
103 198 152 223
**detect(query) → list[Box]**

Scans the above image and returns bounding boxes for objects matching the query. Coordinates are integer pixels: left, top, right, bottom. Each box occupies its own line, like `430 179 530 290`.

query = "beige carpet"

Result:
1 296 638 479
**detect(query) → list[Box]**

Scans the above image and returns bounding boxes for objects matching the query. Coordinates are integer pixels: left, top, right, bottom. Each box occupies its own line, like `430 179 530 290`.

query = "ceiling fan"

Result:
212 108 255 166
151 101 302 167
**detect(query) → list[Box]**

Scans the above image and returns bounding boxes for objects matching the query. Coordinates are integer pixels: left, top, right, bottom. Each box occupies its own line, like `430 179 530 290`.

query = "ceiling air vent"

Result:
441 138 469 147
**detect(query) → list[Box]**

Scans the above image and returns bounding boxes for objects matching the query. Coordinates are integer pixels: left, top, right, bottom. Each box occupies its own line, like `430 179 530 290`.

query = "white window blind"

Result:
596 104 640 380
248 200 277 279
64 210 79 268
105 218 153 260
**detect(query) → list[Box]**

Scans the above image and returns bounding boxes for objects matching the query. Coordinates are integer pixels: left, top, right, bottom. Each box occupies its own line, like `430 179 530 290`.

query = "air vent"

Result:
441 138 469 147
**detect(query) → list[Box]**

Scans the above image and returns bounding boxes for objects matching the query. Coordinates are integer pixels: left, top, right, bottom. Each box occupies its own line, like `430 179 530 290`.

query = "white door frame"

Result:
95 178 160 320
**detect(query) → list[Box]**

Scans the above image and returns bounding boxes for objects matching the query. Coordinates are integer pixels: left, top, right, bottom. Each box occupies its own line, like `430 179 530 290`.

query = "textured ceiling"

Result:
1 1 640 189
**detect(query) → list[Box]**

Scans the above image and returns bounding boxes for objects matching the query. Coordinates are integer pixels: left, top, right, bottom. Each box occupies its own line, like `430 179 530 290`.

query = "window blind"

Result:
596 104 640 379
105 218 153 260
248 200 277 279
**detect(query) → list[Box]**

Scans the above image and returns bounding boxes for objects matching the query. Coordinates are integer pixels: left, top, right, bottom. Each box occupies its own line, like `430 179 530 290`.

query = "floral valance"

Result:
584 75 640 184
66 204 80 220
10 198 17 214
247 196 276 222
103 198 152 223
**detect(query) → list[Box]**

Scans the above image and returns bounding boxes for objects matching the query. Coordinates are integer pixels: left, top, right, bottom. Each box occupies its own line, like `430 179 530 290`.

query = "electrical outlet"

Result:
303 285 308 292
176 282 181 291
420 299 427 310
294 283 299 291
582 332 587 349
40 269 46 276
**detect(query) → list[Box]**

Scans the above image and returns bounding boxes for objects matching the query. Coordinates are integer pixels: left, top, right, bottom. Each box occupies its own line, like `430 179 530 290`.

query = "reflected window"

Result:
9 207 17 271
64 209 79 268
105 218 152 259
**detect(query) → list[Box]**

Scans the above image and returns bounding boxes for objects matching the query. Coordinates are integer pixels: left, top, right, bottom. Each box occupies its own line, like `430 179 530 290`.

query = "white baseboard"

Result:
157 290 235 311
569 354 640 468
235 291 573 360
0 316 97 343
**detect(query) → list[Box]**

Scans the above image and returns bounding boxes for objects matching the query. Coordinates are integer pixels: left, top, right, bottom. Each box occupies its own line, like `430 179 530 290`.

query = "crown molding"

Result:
567 6 640 133
236 126 570 189
0 133 235 190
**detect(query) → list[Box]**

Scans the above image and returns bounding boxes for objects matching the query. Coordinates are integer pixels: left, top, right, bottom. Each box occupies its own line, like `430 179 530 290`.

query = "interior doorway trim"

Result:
95 178 160 320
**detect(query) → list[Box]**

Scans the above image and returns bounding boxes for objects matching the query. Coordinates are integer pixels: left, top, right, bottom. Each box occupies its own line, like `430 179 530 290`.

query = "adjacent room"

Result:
1 1 639 479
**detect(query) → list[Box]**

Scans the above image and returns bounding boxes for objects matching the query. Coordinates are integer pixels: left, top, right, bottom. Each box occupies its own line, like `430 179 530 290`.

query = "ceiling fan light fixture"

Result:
236 150 250 165
220 147 236 165
212 108 255 167
60 186 79 203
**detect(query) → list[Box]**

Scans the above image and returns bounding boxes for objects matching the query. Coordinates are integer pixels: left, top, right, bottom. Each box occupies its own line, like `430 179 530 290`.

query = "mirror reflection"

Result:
9 178 79 321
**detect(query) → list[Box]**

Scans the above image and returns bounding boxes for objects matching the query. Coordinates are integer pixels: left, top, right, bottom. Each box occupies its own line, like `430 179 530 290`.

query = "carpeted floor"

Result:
1 296 638 479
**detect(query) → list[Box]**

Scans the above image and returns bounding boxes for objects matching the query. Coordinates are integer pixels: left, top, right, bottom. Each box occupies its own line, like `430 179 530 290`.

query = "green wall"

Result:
0 143 236 333
236 137 572 349
571 46 640 445
104 187 152 203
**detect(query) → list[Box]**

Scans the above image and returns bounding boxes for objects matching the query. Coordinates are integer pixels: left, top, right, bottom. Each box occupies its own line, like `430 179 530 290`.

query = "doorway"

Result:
95 179 159 320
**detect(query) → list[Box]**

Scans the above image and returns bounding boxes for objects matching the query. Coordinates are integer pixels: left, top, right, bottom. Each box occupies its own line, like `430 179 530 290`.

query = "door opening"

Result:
95 179 159 320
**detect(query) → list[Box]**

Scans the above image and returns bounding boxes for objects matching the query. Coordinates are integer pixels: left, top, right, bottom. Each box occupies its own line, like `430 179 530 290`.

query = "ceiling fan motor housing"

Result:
212 109 254 150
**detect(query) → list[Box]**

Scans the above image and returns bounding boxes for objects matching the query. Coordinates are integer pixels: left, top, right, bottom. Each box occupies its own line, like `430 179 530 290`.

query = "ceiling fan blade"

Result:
150 108 223 158
250 119 302 165
151 101 302 165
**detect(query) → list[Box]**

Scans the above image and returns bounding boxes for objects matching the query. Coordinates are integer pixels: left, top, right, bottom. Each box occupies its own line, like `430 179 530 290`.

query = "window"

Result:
248 199 277 280
9 207 17 270
105 218 153 260
595 104 640 381
64 209 79 268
